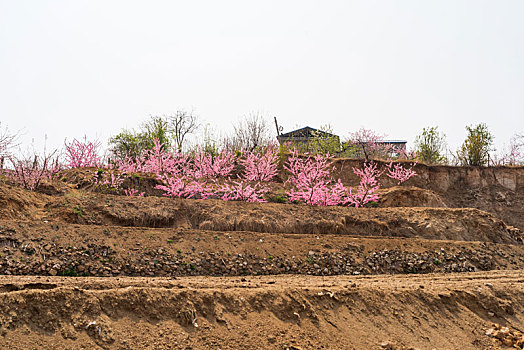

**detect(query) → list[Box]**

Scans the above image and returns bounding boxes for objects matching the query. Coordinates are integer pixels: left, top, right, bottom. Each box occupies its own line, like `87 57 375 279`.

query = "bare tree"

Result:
232 112 272 151
167 110 200 152
7 136 61 190
0 123 19 169
516 133 524 147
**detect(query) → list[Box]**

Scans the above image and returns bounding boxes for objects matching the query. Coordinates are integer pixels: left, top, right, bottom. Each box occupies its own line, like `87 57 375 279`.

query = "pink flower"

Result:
64 136 102 168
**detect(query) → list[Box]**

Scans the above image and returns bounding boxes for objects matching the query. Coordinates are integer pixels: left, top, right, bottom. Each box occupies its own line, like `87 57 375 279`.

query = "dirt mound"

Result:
41 194 521 244
0 183 50 220
58 167 164 196
55 163 524 231
332 160 524 230
379 186 447 208
0 271 522 349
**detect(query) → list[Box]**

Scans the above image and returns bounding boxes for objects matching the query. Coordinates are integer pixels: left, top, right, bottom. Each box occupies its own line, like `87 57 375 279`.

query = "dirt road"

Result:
0 271 523 349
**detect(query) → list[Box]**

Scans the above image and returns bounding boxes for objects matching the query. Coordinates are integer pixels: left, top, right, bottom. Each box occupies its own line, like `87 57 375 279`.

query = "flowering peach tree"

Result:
241 147 278 182
283 150 416 207
22 134 419 206
64 136 102 168
385 161 417 185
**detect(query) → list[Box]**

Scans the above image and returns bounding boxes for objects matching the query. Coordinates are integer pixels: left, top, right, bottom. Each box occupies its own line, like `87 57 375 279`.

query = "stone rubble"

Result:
0 230 520 277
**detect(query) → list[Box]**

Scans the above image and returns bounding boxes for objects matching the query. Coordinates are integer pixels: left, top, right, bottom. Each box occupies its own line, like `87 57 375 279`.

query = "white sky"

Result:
1 0 523 154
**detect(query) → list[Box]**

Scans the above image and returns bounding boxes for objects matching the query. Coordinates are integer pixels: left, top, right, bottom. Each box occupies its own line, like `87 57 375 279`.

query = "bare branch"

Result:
168 110 200 152
0 123 19 166
232 112 272 151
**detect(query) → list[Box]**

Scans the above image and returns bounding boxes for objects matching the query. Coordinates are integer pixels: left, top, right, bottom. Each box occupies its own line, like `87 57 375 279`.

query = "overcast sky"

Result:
1 0 523 154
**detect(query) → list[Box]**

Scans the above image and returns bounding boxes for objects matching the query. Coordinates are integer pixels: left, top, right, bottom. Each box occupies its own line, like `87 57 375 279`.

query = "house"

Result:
276 126 341 153
276 126 339 145
276 126 407 157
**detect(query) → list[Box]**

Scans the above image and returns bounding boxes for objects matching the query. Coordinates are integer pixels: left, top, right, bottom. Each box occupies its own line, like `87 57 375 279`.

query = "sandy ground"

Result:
0 271 523 349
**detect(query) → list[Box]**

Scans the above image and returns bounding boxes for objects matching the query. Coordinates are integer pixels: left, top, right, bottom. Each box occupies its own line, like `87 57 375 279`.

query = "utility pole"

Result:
274 117 283 136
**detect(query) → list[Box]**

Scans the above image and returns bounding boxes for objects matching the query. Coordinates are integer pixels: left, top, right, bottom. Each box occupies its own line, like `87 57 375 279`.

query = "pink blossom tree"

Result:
193 149 235 179
64 136 102 168
284 150 337 205
385 161 417 184
92 163 124 192
283 151 396 207
124 188 145 197
343 162 381 207
155 173 214 199
8 149 61 191
155 174 189 198
346 128 402 161
219 180 269 202
115 156 141 173
140 139 191 176
240 147 278 182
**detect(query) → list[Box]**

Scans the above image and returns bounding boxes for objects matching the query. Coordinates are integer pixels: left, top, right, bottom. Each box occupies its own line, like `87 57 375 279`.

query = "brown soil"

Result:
378 186 448 208
0 163 523 349
1 185 520 244
0 271 524 349
1 219 523 278
331 160 524 231
49 163 524 230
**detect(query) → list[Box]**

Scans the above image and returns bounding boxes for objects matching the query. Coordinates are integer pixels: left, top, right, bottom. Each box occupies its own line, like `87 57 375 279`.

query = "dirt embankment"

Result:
0 180 522 279
26 163 524 230
2 219 524 278
333 160 524 230
51 162 524 231
1 188 517 244
0 272 523 350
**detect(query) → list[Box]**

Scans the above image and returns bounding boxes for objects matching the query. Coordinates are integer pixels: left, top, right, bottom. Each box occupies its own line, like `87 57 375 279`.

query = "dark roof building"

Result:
276 126 407 156
276 126 339 144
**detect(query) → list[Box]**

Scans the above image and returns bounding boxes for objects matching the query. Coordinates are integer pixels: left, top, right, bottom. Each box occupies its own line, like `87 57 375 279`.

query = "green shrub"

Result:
58 268 78 277
456 123 494 166
414 126 447 164
268 195 287 203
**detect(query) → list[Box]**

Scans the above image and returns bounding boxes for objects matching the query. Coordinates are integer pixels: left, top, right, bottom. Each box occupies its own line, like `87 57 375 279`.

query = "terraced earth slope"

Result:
1 272 524 350
0 163 523 349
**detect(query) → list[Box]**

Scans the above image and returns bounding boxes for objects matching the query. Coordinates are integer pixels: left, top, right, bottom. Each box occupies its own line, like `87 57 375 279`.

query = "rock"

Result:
380 341 395 349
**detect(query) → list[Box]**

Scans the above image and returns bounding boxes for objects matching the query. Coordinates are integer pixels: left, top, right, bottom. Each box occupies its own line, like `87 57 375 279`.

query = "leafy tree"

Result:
142 116 171 150
456 123 494 166
109 129 149 161
414 126 447 164
109 115 175 161
309 124 341 155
